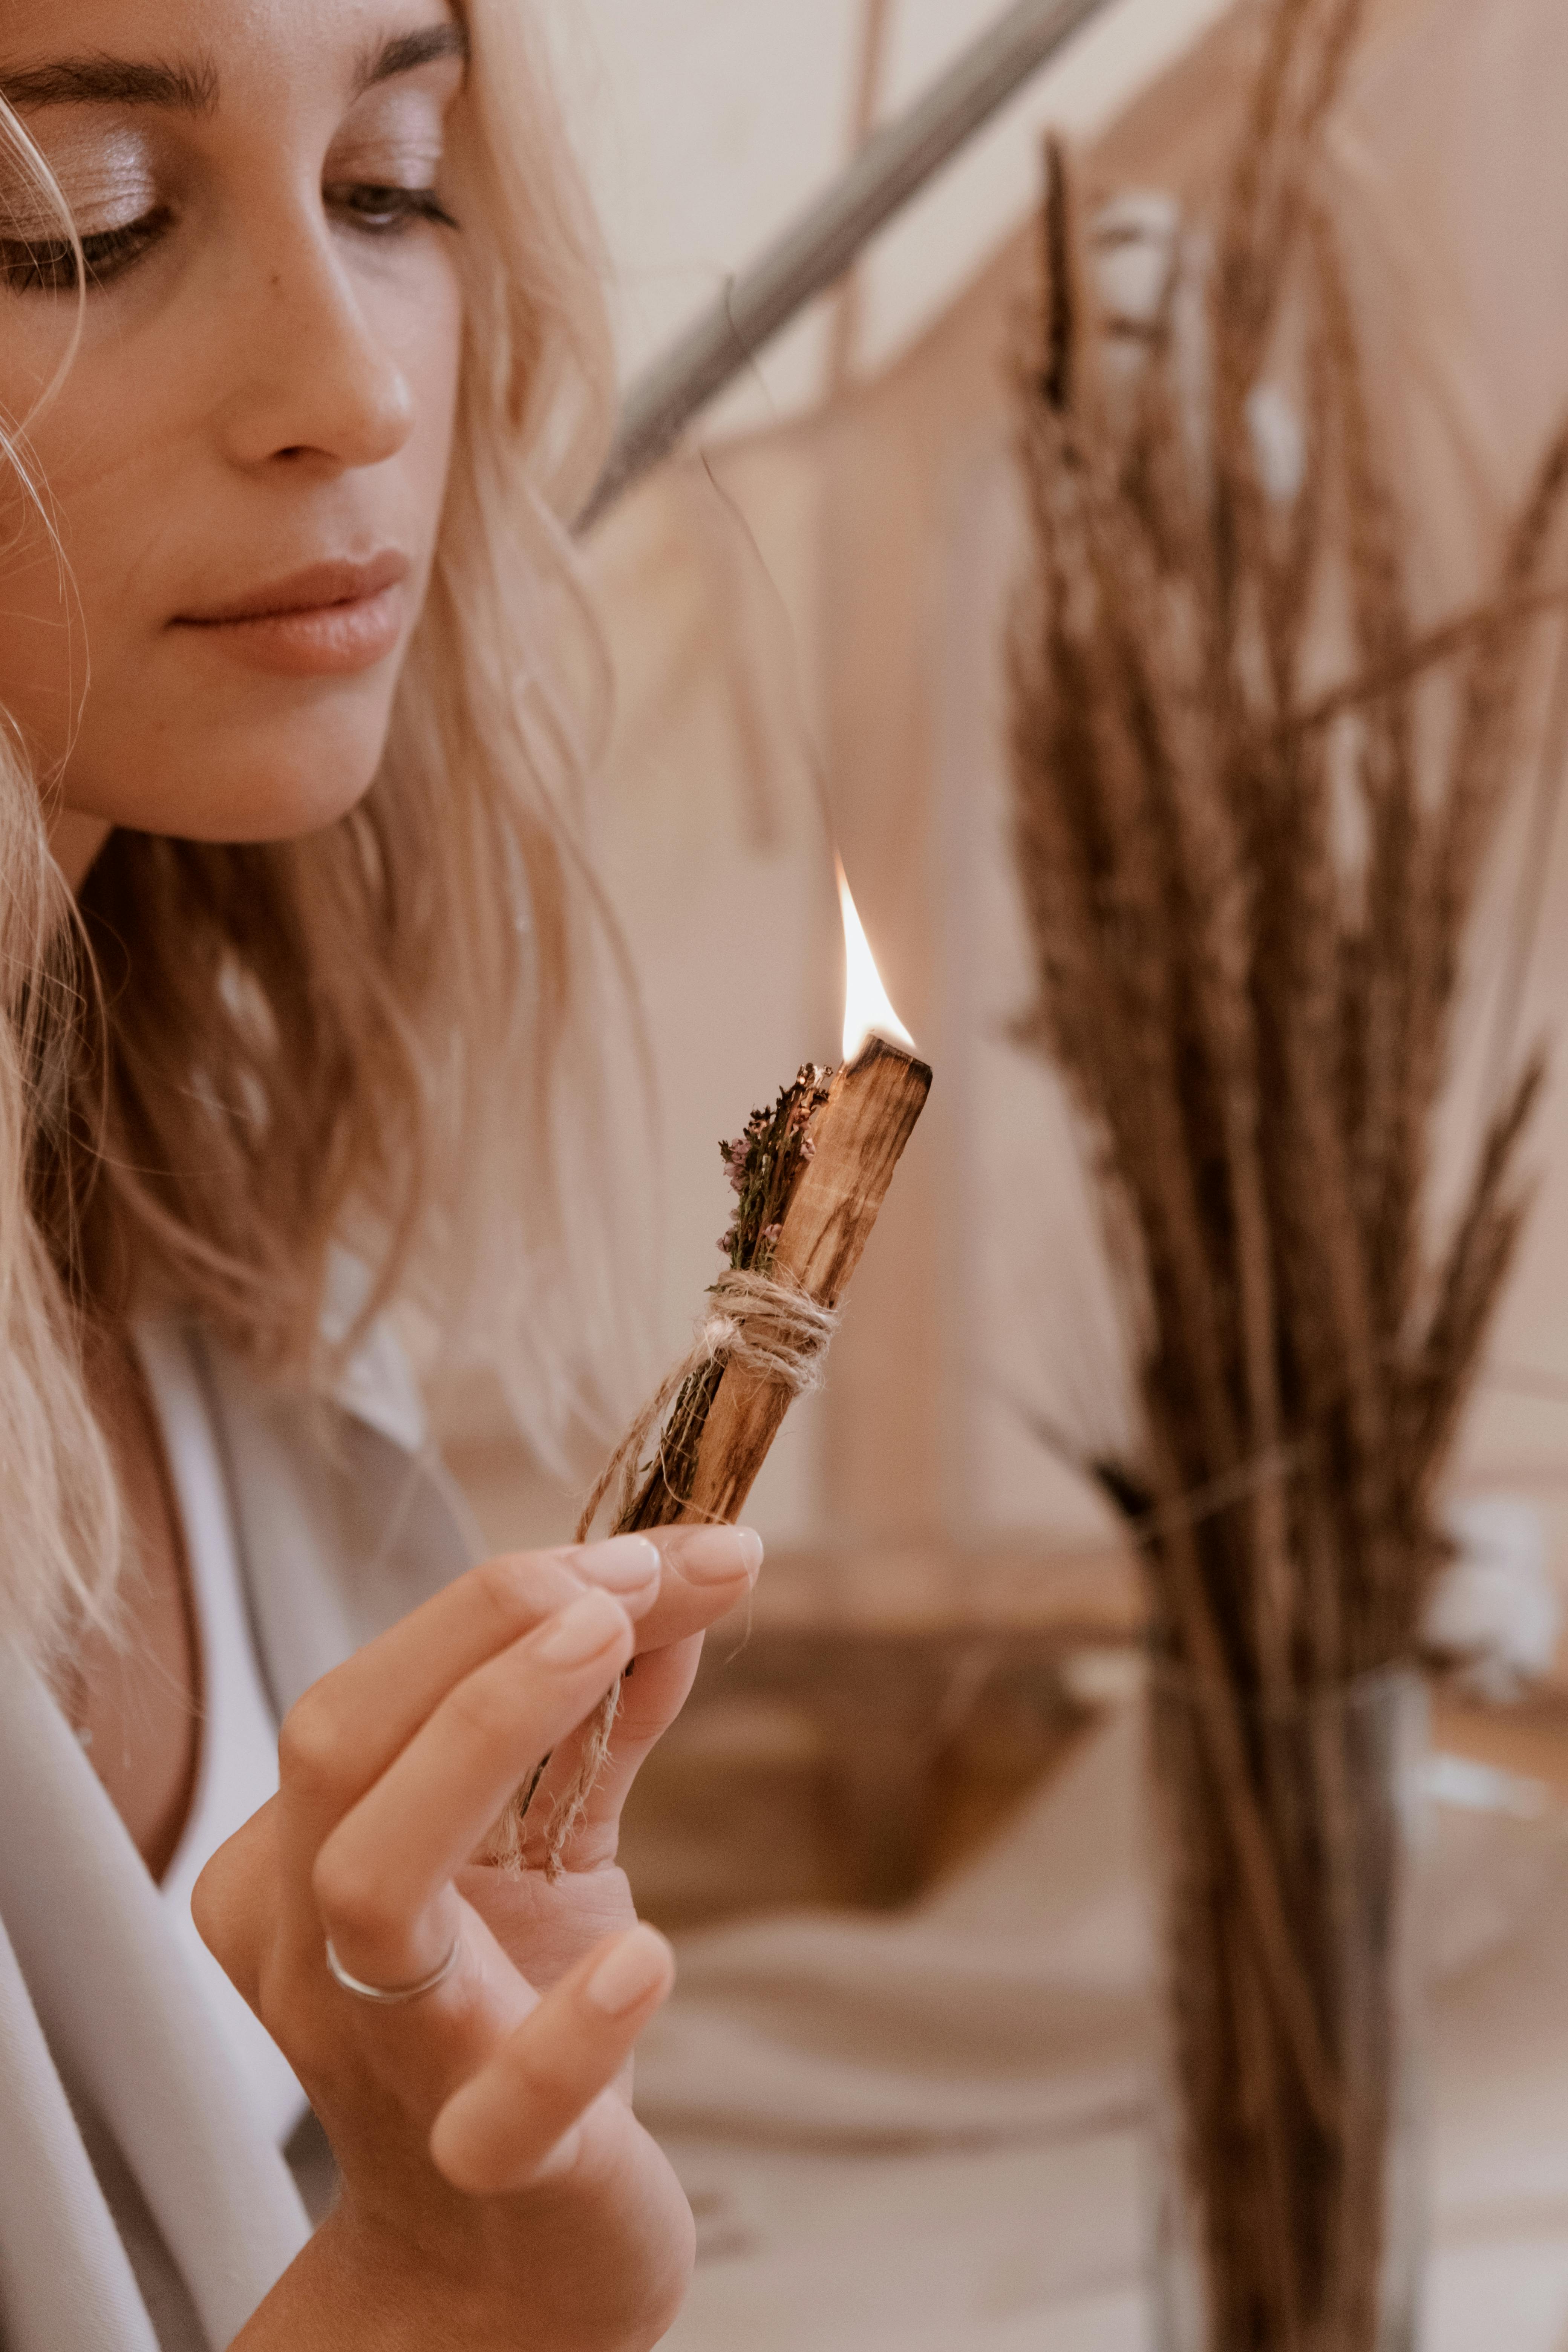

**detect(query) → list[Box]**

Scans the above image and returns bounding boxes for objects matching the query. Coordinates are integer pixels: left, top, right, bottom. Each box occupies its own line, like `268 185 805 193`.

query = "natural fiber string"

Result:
487 1268 840 1877
574 1266 839 1545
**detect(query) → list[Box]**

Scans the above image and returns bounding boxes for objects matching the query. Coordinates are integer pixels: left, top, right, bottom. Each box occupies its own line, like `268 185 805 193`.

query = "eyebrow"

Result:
355 24 470 93
0 56 220 114
0 23 467 116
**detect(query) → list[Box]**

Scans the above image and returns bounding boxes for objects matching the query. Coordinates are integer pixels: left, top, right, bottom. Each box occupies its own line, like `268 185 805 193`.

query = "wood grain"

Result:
680 1036 932 1525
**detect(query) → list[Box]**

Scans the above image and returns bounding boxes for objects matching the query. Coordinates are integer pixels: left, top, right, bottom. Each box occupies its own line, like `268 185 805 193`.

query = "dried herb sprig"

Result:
718 1063 835 1270
620 1064 835 1530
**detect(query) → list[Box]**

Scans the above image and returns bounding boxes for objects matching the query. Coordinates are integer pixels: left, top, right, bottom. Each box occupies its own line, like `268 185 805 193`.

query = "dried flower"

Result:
718 1135 750 1195
714 1064 835 1270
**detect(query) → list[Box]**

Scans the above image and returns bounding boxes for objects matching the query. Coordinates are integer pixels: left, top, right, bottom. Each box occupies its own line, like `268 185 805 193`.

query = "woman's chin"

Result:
64 729 392 847
172 775 383 844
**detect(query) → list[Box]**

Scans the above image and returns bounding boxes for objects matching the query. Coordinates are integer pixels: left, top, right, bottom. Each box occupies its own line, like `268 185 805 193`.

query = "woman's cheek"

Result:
0 234 464 839
374 246 465 525
0 461 86 774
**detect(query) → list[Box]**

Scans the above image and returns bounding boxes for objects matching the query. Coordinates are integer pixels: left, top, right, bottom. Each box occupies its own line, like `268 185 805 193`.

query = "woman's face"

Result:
0 0 467 869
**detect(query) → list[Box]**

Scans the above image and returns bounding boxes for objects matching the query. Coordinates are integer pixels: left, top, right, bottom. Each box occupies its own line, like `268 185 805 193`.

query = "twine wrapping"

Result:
572 1266 839 1545
488 1267 840 1877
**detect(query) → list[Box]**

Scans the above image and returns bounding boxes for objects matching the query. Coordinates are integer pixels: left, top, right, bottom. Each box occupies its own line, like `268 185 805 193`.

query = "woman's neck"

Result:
50 807 112 891
74 1324 203 1882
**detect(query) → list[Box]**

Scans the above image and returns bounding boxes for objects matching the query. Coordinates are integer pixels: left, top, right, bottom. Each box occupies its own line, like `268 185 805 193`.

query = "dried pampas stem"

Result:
1010 1 1560 2335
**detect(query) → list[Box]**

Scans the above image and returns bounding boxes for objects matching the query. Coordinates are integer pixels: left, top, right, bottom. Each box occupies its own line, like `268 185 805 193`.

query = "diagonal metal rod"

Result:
578 0 1119 530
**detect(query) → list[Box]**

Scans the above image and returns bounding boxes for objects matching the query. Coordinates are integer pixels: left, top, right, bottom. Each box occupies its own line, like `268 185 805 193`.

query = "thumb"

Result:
191 1794 281 2015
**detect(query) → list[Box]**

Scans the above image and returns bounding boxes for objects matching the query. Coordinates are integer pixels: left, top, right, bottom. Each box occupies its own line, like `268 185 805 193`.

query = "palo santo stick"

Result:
504 1033 932 1877
677 1034 932 1526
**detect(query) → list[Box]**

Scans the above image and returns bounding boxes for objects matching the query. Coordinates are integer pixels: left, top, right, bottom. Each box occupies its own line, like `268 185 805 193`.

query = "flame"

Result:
838 856 914 1061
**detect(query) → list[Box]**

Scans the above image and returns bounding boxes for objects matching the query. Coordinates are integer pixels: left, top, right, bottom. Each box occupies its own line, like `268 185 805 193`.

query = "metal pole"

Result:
579 0 1119 529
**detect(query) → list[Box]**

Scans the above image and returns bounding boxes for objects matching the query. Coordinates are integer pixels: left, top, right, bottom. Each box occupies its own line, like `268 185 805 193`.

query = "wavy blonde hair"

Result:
2 3 634 1667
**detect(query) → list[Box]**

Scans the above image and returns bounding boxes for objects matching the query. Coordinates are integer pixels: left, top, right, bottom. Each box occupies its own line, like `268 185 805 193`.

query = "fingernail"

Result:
585 1925 674 2017
571 1534 660 1591
666 1526 764 1586
537 1587 631 1668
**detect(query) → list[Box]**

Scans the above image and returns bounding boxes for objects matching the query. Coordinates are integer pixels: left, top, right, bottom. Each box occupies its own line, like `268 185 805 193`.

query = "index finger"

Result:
276 1536 661 1841
615 1524 762 1654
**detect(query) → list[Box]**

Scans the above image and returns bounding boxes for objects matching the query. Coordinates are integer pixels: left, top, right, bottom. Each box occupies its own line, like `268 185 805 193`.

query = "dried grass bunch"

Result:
1008 0 1568 2339
1011 0 1563 1701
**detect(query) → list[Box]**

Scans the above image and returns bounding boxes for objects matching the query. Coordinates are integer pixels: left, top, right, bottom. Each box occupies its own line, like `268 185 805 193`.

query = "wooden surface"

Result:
683 1035 933 1525
618 1606 1568 1926
738 1535 1142 1636
1431 1690 1568 1795
768 1036 934 1305
442 1418 1568 1917
441 1415 1143 1643
620 1616 1099 1919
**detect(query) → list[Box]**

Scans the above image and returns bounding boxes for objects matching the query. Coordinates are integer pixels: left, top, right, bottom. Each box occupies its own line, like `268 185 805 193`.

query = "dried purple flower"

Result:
716 1064 836 1266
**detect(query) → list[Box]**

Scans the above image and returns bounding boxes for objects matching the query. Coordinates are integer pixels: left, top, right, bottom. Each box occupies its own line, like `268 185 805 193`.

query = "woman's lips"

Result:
168 553 411 679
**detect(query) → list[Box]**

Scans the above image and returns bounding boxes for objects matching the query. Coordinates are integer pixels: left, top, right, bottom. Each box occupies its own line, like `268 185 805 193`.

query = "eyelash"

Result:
327 184 459 236
0 185 458 295
0 210 169 294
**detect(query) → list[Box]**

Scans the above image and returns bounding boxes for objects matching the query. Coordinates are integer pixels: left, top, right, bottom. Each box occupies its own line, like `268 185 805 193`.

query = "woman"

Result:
0 2 759 2345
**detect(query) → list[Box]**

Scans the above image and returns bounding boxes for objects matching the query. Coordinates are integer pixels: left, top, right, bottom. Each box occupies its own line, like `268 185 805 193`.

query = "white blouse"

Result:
139 1321 308 2153
0 1303 477 2352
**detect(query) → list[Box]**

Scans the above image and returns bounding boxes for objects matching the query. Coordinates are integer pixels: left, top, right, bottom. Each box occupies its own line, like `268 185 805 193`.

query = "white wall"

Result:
544 0 1237 432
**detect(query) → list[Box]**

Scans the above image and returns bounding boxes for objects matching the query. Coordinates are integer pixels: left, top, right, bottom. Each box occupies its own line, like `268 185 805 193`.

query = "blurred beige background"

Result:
428 10 1568 2346
441 0 1568 1652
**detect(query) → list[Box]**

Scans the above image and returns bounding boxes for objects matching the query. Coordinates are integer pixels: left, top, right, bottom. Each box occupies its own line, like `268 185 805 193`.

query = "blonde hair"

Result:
1 2 634 1666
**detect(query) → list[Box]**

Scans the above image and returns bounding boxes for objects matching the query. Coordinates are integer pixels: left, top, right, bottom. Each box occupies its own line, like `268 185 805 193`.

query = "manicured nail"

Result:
571 1534 660 1591
537 1588 630 1668
666 1526 764 1586
585 1925 674 2017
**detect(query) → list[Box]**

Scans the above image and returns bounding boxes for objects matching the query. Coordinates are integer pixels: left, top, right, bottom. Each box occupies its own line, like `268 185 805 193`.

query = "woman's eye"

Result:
327 183 459 236
0 207 170 295
0 181 458 293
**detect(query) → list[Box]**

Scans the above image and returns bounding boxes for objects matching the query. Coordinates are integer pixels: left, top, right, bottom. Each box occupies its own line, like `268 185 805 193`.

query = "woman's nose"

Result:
211 212 418 476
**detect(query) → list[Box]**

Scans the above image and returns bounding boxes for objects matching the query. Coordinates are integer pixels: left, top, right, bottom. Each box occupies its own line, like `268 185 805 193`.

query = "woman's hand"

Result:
192 1524 761 2352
